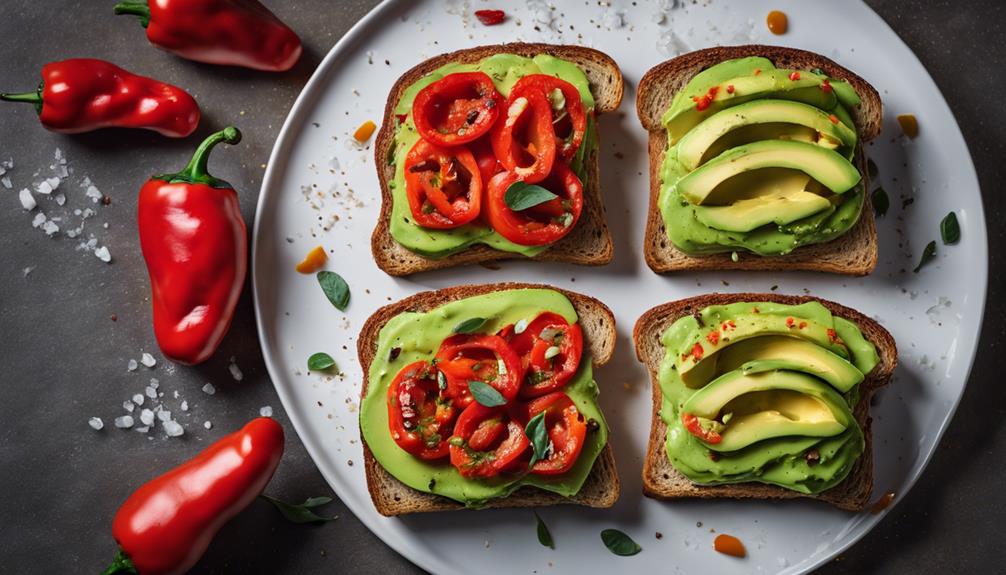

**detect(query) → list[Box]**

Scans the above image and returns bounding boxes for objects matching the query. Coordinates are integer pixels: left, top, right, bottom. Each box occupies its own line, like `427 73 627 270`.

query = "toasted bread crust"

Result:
372 44 623 277
633 293 897 511
358 283 620 516
636 45 883 275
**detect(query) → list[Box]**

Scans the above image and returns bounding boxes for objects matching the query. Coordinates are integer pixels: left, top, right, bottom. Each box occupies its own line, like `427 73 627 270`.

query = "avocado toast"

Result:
372 43 623 276
358 283 619 516
634 293 897 510
637 45 883 274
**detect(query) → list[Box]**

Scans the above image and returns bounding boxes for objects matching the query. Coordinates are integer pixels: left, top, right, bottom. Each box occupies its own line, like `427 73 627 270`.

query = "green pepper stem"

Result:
100 550 138 575
178 127 242 183
1 82 44 115
113 0 151 28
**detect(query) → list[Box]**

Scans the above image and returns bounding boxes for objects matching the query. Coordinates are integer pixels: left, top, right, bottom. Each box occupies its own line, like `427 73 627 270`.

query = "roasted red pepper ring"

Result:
104 418 285 575
0 58 199 137
485 162 584 246
412 71 503 147
404 139 483 229
387 361 456 460
510 74 587 159
449 403 530 478
490 87 557 183
435 333 526 405
138 127 247 365
524 392 587 475
115 0 302 72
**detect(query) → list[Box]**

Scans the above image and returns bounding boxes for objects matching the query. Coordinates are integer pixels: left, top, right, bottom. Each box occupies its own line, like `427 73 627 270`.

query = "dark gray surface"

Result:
0 1 1001 573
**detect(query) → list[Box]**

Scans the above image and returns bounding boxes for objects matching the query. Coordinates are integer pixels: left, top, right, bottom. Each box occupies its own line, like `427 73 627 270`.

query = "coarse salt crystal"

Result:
163 420 184 437
46 176 60 190
1 176 11 189
114 415 135 429
132 393 145 406
19 189 36 210
31 213 46 228
42 220 59 236
157 410 172 422
180 400 189 412
259 406 273 417
149 378 159 388
228 358 243 381
23 266 34 277
36 180 53 195
123 400 135 412
86 185 102 203
140 409 155 426
94 246 111 263
204 421 213 429
54 193 66 206
202 383 216 395
145 386 157 399
127 359 138 372
135 426 150 434
141 353 156 367
88 417 104 430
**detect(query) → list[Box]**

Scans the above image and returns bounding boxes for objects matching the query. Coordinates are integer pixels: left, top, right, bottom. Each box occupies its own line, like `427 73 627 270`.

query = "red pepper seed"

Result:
726 84 735 94
789 71 801 81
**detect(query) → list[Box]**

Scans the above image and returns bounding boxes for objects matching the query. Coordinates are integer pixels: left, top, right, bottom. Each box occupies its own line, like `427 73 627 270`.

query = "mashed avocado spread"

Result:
659 56 867 256
389 54 597 258
659 300 879 494
360 289 608 506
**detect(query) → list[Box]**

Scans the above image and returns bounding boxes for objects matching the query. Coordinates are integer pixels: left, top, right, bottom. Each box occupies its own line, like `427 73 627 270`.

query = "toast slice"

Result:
636 45 883 275
633 293 897 511
373 44 623 276
358 282 620 516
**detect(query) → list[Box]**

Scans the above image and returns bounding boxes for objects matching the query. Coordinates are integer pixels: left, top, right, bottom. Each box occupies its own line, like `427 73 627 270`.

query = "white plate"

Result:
252 1 986 573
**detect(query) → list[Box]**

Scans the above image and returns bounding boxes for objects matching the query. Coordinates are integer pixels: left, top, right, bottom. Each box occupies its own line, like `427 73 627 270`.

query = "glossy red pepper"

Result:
0 58 199 137
114 0 302 72
104 418 285 575
138 127 247 365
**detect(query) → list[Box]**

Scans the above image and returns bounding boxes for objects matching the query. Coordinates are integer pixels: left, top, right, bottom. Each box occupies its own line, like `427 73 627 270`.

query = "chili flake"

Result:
692 86 720 111
820 79 833 93
786 317 796 328
721 320 737 331
798 321 808 329
753 68 762 76
691 343 705 361
789 71 801 81
827 328 838 342
829 114 840 124
726 84 735 94
752 307 760 313
706 331 720 345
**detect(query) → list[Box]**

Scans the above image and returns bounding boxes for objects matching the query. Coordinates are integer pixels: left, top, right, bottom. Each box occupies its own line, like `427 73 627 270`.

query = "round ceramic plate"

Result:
252 1 986 573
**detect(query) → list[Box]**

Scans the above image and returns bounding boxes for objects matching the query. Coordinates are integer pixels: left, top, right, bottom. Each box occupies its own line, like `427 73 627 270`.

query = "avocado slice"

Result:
677 99 858 170
694 188 833 232
716 336 865 392
676 140 861 206
663 69 839 144
683 370 854 452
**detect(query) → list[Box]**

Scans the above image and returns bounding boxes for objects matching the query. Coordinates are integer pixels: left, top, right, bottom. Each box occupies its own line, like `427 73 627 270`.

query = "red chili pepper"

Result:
103 418 285 575
0 58 199 137
475 9 506 26
138 127 247 365
114 0 302 72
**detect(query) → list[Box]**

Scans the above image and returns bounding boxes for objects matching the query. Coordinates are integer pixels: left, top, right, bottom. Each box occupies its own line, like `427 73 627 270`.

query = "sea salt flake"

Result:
140 409 155 426
135 426 150 433
123 400 135 412
86 185 102 203
204 421 213 430
36 180 53 195
145 386 157 399
202 383 216 395
180 400 189 412
228 359 244 381
163 420 184 437
149 378 159 389
46 176 60 190
127 359 138 372
54 193 66 206
1 176 11 189
114 415 135 429
94 246 111 263
42 220 59 236
260 406 273 417
22 266 34 277
158 410 172 422
88 417 104 430
19 189 36 210
31 213 46 228
141 353 157 367
132 393 145 406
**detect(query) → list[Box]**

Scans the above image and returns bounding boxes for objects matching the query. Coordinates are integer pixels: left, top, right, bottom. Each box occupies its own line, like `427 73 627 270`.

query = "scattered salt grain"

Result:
204 421 213 430
157 410 172 422
260 406 273 417
202 383 216 395
54 193 66 206
180 400 189 412
135 426 150 434
149 378 159 389
36 180 53 195
86 185 102 203
145 386 157 399
163 420 184 437
123 400 135 412
19 189 36 211
94 246 111 263
140 409 155 426
22 266 34 277
46 176 60 190
88 417 104 430
114 415 135 429
31 213 46 228
1 176 11 189
127 359 138 372
228 358 244 381
141 353 157 367
132 393 145 406
42 220 59 236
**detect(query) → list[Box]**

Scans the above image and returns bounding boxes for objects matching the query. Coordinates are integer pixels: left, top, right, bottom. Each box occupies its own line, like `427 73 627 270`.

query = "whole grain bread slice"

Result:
358 282 620 516
372 44 623 276
636 45 883 275
633 293 897 511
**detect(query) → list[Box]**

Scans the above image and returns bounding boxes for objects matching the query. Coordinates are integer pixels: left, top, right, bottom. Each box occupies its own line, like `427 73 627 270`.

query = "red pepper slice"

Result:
412 71 503 147
474 9 506 26
449 403 529 478
485 162 584 246
522 392 587 475
404 139 482 229
1 58 200 137
681 412 723 445
138 127 246 365
510 74 587 159
490 87 557 183
114 0 303 72
435 334 525 407
387 361 456 460
469 135 503 188
107 417 284 575
501 313 584 398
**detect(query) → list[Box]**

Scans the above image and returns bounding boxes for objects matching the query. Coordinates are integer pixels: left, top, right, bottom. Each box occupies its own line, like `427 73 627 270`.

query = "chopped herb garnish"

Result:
504 181 559 211
316 271 350 311
535 512 554 549
453 317 487 334
261 495 337 524
913 240 937 273
467 380 506 407
437 370 448 391
872 187 889 217
307 352 337 372
525 412 548 467
941 211 960 245
601 529 641 556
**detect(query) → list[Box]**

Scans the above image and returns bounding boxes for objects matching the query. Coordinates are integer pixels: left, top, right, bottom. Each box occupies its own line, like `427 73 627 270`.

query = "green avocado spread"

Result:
659 300 879 494
389 54 597 258
658 56 868 256
359 289 608 506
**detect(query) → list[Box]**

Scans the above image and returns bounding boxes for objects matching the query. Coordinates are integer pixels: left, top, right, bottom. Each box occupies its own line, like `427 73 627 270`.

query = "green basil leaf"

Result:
872 187 889 218
504 181 559 211
317 271 350 311
307 352 337 372
467 380 506 407
535 512 554 549
941 211 960 245
525 412 548 467
437 370 448 391
601 529 641 556
867 157 879 180
261 495 338 524
913 240 937 273
453 317 487 334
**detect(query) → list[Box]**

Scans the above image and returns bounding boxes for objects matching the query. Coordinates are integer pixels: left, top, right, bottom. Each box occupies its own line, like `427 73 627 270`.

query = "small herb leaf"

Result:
867 157 879 180
468 380 506 407
525 412 549 467
437 370 448 390
601 529 641 556
307 352 337 372
941 211 960 245
317 271 350 311
261 495 338 524
453 317 487 334
504 181 559 211
913 240 937 273
535 512 554 549
872 187 889 218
